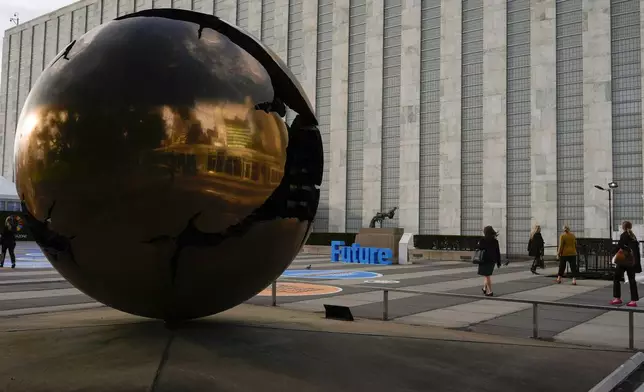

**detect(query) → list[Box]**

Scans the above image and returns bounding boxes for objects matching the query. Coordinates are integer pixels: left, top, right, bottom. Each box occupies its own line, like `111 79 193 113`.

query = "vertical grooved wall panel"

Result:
419 0 441 234
104 0 118 21
345 0 366 231
380 0 401 228
237 0 249 30
31 24 45 88
262 0 276 49
17 28 32 132
611 0 643 226
3 34 20 177
44 20 58 69
57 14 72 54
286 0 303 124
556 0 584 233
172 0 193 10
312 0 333 232
506 0 531 254
152 0 172 9
72 8 87 39
192 0 204 12
0 37 9 161
460 0 484 235
135 0 148 11
215 0 223 14
87 3 100 30
118 0 134 15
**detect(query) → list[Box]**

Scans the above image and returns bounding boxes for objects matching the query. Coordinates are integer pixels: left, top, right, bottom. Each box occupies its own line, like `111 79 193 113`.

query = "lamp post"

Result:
594 182 618 240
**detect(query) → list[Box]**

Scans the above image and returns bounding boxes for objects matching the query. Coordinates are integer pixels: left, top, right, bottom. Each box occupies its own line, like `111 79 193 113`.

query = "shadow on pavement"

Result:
0 310 633 392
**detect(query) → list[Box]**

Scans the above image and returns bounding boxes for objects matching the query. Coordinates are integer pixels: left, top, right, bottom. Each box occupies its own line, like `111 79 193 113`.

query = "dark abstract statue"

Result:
369 207 398 228
14 9 322 321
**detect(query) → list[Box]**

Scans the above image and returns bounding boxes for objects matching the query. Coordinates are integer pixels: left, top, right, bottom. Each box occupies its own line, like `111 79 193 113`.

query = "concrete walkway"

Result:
0 305 633 392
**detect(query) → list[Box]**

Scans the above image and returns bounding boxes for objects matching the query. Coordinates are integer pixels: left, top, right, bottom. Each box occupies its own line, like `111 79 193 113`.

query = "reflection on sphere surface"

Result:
14 9 322 321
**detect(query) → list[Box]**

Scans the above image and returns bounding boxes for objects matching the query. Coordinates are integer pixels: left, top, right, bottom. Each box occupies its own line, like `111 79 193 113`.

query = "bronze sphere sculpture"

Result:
14 9 322 321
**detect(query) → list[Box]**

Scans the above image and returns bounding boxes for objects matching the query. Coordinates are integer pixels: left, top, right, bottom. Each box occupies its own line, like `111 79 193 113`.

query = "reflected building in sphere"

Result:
2 0 644 256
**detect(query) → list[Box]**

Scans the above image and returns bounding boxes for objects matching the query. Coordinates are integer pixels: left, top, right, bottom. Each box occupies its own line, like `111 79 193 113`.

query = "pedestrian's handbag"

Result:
472 249 486 265
613 247 635 268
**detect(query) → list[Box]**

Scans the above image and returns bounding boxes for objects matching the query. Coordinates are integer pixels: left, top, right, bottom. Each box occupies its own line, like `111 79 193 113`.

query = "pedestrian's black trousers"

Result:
0 243 15 265
613 265 639 301
558 255 579 278
531 255 544 270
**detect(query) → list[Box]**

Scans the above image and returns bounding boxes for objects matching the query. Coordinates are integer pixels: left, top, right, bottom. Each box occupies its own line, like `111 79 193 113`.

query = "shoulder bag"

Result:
472 249 486 265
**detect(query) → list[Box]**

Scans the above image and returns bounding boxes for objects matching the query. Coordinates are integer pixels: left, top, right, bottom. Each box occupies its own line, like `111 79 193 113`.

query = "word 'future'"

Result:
330 241 393 265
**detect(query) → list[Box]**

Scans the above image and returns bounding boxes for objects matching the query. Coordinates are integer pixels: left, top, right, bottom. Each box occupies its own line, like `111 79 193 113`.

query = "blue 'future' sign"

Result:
330 241 393 265
281 270 382 280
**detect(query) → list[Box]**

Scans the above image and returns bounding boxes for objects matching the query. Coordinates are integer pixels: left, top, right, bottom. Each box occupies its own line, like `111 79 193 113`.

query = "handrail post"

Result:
271 281 277 307
383 290 389 321
532 303 539 339
629 310 634 350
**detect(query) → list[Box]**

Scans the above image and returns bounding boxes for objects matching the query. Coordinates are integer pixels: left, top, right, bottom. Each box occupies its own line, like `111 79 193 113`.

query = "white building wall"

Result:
327 0 350 232
482 0 507 251
582 0 612 239
397 0 421 234
438 0 462 235
530 0 557 249
0 0 640 252
361 0 383 227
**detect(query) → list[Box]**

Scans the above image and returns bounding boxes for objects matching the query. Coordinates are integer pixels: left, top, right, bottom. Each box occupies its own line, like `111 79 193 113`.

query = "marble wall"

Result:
438 0 462 235
482 0 507 251
641 0 644 208
361 0 384 226
582 0 612 239
398 0 421 234
327 0 350 232
215 0 237 24
530 0 558 249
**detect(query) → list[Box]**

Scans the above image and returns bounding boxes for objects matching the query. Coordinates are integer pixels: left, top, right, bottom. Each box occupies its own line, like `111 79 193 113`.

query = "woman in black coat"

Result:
0 217 17 268
611 221 641 307
478 226 501 297
528 225 545 274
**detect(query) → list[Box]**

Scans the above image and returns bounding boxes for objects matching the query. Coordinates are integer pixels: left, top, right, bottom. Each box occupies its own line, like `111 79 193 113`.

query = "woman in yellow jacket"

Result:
556 225 579 285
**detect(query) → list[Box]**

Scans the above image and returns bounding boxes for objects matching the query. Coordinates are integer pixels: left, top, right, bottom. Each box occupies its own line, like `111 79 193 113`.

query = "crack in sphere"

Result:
14 10 322 321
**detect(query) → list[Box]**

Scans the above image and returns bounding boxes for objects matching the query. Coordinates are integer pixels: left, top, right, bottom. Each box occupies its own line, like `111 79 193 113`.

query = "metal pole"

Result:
629 310 634 350
532 303 539 339
383 290 389 321
271 281 277 306
609 190 613 240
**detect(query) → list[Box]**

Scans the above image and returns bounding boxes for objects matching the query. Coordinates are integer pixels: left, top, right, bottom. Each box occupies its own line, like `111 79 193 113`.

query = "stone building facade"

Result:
0 0 643 254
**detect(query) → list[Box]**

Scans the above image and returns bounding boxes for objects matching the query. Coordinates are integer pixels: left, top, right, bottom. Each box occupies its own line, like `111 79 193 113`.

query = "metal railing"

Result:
269 280 644 350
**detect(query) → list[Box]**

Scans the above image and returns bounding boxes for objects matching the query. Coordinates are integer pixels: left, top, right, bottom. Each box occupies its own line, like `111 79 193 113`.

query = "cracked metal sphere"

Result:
14 9 322 321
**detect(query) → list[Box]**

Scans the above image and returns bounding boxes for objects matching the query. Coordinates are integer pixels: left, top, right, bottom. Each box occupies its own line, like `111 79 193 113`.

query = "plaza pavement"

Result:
4 242 644 350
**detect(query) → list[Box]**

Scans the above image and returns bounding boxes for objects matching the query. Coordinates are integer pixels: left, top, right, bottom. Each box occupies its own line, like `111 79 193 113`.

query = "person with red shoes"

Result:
611 221 641 307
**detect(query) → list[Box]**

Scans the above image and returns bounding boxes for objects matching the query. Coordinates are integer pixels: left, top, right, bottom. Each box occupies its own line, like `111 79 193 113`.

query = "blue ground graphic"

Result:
281 270 382 280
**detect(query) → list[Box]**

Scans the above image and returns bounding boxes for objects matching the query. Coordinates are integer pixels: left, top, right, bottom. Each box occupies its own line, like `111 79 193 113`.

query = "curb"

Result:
589 352 644 392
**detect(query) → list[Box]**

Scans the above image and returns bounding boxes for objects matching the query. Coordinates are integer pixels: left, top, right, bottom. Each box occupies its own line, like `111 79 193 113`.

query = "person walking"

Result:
0 217 17 269
528 225 545 274
611 221 641 307
478 226 501 297
556 225 579 285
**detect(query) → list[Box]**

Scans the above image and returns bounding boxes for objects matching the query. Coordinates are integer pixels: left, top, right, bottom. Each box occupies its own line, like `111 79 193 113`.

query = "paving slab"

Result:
1 295 96 312
470 286 617 339
395 282 609 329
0 281 71 293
